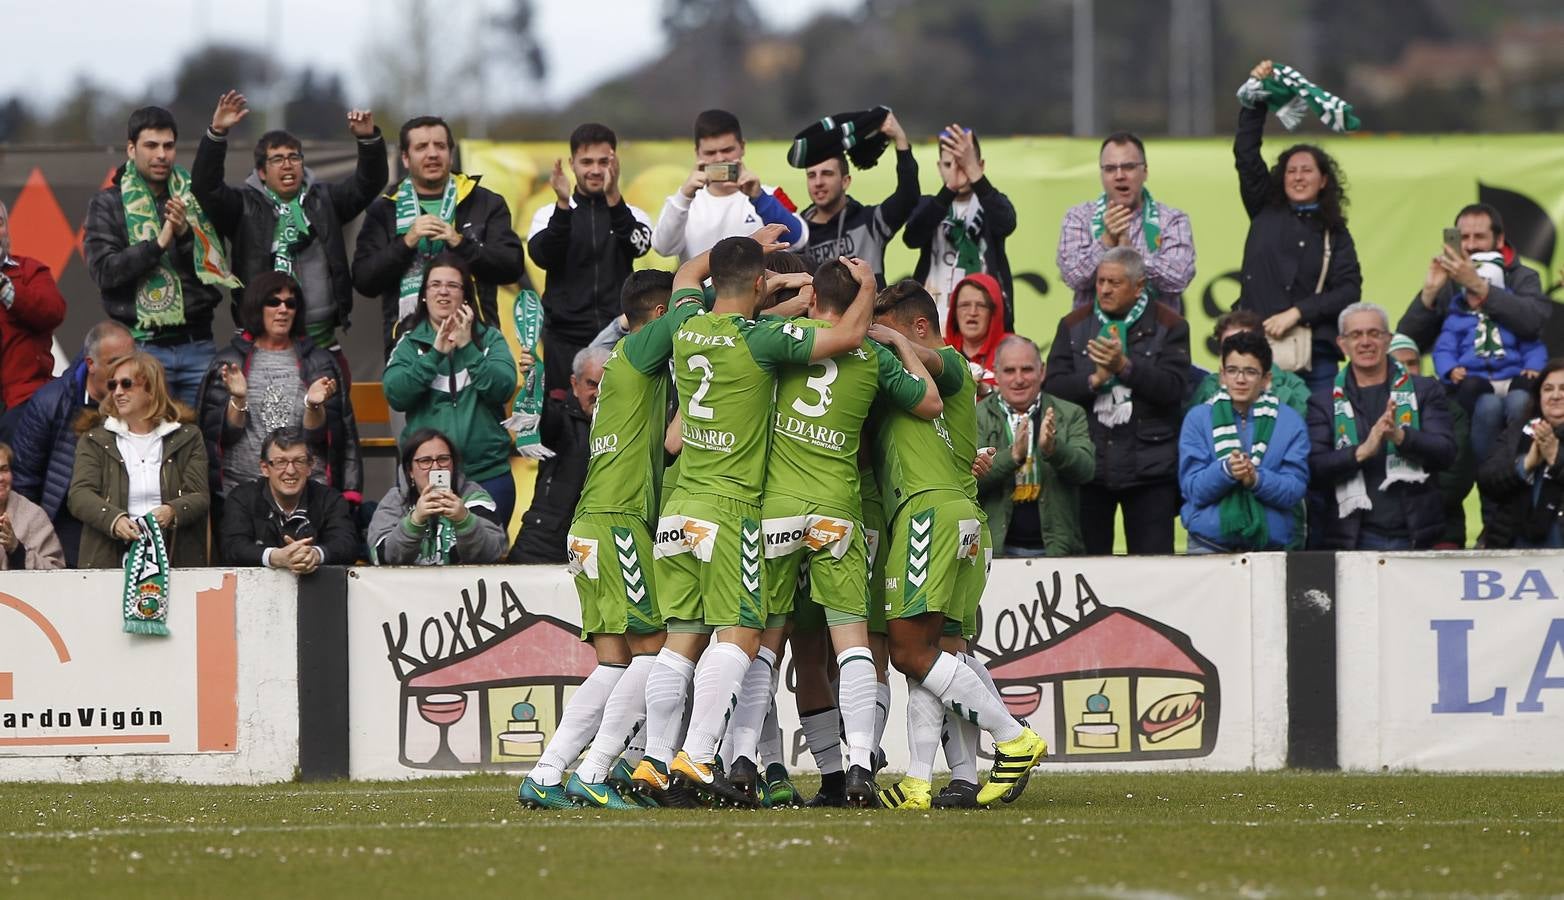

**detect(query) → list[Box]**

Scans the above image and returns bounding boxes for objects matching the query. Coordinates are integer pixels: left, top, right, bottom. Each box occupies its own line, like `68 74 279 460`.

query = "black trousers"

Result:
1079 480 1180 555
542 329 588 398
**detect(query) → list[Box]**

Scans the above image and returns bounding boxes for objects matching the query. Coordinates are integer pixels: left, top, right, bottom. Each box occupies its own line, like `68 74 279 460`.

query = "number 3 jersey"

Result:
574 298 704 522
767 322 929 518
670 288 817 503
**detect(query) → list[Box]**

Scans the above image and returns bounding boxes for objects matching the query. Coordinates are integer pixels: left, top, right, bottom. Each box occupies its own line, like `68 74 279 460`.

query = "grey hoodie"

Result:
366 470 507 565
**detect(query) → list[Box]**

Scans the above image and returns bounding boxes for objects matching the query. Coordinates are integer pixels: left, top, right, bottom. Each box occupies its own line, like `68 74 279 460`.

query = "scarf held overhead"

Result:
1236 62 1361 133
120 164 240 334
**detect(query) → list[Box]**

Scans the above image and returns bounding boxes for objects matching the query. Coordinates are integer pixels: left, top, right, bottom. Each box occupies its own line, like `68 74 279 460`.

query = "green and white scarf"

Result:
424 514 457 565
121 164 240 335
1090 293 1149 427
1236 62 1361 133
267 187 311 276
1209 389 1279 549
1000 398 1043 502
121 513 171 636
1332 362 1426 517
1090 187 1163 252
942 204 984 275
505 290 554 459
393 175 459 322
1467 251 1508 358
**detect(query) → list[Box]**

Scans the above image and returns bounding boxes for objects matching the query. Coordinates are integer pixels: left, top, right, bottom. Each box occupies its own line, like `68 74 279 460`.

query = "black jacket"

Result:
82 166 224 342
196 334 364 500
190 128 388 333
1396 250 1551 353
795 147 921 284
528 193 652 345
1233 105 1363 360
1306 371 1458 549
1476 416 1564 548
903 176 1017 330
510 392 592 563
219 475 359 566
351 176 525 355
1043 303 1191 489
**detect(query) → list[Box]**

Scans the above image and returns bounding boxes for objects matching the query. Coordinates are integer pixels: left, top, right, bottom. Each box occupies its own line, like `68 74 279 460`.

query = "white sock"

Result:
800 707 843 774
622 722 647 769
724 646 776 764
577 655 653 783
958 652 992 776
942 709 979 783
758 668 784 768
837 647 878 772
904 677 944 783
642 647 695 765
873 678 891 758
922 652 1022 743
964 651 1004 703
681 641 754 763
529 663 624 786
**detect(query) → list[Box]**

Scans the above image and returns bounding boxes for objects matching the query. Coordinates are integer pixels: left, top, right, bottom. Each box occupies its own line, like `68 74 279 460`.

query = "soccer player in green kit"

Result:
631 234 876 807
716 259 943 807
518 268 697 811
869 279 1047 810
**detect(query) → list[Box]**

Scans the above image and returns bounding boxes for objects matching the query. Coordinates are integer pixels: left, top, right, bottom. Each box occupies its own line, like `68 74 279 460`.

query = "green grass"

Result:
3 773 1561 898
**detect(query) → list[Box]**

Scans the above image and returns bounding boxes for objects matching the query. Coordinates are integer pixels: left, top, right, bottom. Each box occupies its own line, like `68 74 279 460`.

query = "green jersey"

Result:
574 297 702 521
672 304 817 502
872 345 971 515
768 328 928 517
937 346 982 504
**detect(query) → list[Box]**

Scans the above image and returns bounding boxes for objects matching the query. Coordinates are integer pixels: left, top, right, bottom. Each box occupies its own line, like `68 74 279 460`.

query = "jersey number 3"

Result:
791 358 838 418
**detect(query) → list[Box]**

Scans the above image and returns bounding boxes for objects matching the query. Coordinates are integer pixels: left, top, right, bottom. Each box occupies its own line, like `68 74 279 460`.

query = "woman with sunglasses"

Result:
383 253 517 529
67 351 209 568
196 271 362 506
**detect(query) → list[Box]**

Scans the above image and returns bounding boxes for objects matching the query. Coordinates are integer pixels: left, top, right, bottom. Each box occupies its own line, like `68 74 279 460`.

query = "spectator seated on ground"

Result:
219 427 359 570
1179 331 1310 553
366 428 507 566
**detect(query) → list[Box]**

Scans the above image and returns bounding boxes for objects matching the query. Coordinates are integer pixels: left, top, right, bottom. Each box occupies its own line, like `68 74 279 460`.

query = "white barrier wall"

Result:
345 555 1288 780
0 568 298 784
1337 552 1564 772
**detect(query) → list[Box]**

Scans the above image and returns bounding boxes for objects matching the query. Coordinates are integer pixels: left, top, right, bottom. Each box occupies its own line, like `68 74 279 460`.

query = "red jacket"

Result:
0 256 66 409
942 272 1011 386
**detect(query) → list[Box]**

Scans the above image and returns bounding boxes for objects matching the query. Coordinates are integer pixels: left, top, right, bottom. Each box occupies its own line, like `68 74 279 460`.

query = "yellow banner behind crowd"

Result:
466 134 1564 368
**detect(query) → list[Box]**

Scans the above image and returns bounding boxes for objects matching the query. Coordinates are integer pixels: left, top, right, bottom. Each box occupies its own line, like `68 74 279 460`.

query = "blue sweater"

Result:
1178 400 1310 550
1432 292 1547 382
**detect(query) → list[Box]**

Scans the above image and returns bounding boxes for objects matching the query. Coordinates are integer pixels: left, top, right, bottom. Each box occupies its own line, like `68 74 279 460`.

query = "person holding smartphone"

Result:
650 109 808 263
366 427 507 566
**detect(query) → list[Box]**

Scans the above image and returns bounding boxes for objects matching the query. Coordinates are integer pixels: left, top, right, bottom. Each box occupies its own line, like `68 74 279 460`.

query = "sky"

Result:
4 0 852 112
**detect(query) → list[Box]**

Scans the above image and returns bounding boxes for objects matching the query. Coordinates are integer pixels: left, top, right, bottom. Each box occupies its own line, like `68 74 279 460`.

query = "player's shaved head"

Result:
811 260 859 315
875 278 938 331
709 236 765 299
621 269 674 328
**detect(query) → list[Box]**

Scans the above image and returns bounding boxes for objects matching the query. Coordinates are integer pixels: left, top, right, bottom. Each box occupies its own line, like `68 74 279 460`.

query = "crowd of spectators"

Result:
2 61 1560 573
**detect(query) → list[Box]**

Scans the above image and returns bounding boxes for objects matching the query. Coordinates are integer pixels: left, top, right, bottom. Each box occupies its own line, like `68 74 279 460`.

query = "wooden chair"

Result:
351 381 400 459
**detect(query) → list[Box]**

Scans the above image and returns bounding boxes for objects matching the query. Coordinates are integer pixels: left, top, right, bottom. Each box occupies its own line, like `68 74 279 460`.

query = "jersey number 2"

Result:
791 358 838 418
687 354 716 420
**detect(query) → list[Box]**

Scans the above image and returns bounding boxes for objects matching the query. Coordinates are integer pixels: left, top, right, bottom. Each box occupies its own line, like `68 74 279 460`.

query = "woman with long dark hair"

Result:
1234 59 1363 397
383 253 518 528
1477 357 1564 548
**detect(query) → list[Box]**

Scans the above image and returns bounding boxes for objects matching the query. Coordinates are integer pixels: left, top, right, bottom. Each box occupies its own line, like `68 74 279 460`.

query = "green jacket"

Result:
67 417 210 569
976 391 1094 556
383 317 518 482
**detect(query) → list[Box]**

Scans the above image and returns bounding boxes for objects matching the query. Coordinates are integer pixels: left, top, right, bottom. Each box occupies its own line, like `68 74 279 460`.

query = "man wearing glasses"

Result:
1306 303 1457 550
219 427 359 570
192 89 388 384
1178 331 1310 553
1057 132 1196 315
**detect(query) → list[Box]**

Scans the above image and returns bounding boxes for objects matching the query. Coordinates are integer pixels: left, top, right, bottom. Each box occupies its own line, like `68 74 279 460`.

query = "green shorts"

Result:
763 495 868 627
884 490 986 622
567 511 660 637
953 517 992 639
653 490 764 629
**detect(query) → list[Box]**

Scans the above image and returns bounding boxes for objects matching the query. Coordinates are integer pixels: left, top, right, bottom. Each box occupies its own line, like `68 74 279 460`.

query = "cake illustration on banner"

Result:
398 609 597 771
980 572 1220 762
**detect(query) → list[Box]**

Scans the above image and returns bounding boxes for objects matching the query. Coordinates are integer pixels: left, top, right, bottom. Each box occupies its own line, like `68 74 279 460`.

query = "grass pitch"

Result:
3 772 1560 898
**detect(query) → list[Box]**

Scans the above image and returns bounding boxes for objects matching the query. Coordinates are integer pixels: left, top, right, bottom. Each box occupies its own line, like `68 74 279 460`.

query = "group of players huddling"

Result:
517 223 1047 811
